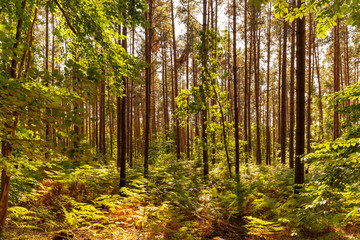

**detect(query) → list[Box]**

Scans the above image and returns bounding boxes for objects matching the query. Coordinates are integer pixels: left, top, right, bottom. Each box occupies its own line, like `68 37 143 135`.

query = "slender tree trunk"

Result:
280 19 288 164
120 17 127 187
108 80 113 157
315 43 324 138
333 18 340 140
194 55 200 138
99 70 106 156
45 3 51 148
51 13 57 143
202 0 209 178
186 0 190 158
162 36 169 139
295 0 305 192
233 0 240 176
266 2 271 166
277 30 282 146
95 94 99 152
171 0 180 159
151 64 156 139
306 13 312 153
254 13 261 165
253 5 261 164
244 0 249 162
289 0 295 168
144 0 152 177
247 5 253 159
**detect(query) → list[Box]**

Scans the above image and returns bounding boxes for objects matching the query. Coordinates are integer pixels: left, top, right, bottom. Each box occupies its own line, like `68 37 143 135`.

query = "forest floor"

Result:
4 156 360 240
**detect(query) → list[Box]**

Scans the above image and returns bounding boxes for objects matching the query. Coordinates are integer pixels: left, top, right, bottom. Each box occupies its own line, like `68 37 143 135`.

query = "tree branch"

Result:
53 0 77 35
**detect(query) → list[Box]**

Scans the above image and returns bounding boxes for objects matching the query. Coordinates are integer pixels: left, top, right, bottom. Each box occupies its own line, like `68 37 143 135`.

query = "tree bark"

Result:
171 0 181 159
252 6 261 165
295 0 305 193
233 0 240 176
120 17 127 187
202 0 209 178
315 42 324 138
243 0 249 162
280 20 288 164
289 0 296 168
266 2 271 166
333 18 340 140
306 13 312 153
144 0 153 177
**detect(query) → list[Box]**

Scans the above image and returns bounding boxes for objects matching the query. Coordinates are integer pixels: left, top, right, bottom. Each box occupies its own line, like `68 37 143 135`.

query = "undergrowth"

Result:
5 151 360 239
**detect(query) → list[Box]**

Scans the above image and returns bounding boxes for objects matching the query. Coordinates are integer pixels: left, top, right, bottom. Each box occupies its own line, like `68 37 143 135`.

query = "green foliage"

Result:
244 216 284 237
62 201 108 228
8 206 41 230
265 0 360 37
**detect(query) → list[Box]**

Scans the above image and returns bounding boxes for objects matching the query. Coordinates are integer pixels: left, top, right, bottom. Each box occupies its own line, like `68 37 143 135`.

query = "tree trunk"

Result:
162 35 169 140
186 0 191 159
45 2 51 148
120 17 127 187
171 0 181 159
144 0 153 177
255 18 261 165
280 20 288 164
243 0 249 162
295 0 306 193
99 70 106 156
202 0 209 178
266 2 271 166
289 0 296 168
233 0 240 176
306 13 312 153
315 42 324 138
277 30 282 147
333 18 340 140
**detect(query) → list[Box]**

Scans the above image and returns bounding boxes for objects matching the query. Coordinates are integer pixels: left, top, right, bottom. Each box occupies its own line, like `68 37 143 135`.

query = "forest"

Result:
1 0 360 239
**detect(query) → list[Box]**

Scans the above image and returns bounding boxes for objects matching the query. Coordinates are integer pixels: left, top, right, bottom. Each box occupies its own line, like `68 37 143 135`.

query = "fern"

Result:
244 216 284 236
8 206 41 229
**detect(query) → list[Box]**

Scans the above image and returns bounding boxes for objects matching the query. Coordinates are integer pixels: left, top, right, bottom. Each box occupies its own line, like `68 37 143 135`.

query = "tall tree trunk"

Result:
171 0 180 159
108 80 113 157
120 17 127 187
95 94 99 152
162 35 169 139
151 64 156 139
99 71 106 156
233 0 240 176
254 14 261 165
186 0 190 159
247 4 253 159
333 18 340 140
280 19 288 164
45 2 51 148
289 0 296 168
243 0 249 163
295 0 306 193
51 13 57 143
144 0 152 177
277 30 282 146
193 55 200 138
202 0 209 178
266 2 271 166
315 43 324 138
306 13 312 153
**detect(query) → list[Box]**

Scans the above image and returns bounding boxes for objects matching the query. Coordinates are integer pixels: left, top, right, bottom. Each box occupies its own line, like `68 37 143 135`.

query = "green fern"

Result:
244 216 284 236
